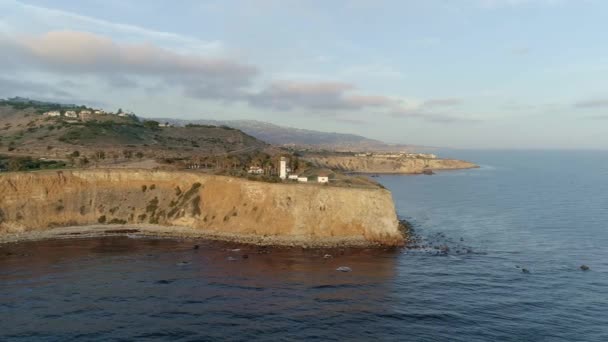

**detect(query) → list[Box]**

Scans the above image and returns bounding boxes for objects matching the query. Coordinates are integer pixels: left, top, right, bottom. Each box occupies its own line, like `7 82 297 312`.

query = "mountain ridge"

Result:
152 117 429 152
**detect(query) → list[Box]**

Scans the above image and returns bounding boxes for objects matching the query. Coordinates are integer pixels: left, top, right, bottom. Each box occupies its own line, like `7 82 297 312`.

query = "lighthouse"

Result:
279 157 287 180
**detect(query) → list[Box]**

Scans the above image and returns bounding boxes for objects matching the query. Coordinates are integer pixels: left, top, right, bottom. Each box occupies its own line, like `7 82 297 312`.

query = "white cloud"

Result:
0 0 224 55
0 30 257 100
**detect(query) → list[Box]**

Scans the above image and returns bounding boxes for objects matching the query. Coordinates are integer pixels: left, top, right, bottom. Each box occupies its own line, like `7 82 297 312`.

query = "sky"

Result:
0 0 607 149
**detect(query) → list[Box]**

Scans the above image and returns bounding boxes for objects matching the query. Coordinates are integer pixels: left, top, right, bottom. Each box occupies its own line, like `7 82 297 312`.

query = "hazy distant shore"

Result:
306 156 479 174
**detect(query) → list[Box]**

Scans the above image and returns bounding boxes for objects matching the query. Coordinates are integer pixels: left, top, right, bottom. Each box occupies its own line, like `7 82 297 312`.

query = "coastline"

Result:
347 165 480 175
0 224 395 248
306 156 479 174
0 169 406 247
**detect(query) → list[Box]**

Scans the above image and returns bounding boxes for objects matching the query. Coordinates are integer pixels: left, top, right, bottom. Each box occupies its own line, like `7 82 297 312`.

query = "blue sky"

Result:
0 0 607 149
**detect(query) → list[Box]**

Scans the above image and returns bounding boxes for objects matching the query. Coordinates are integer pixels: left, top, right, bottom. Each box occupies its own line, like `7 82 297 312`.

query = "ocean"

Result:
1 150 607 341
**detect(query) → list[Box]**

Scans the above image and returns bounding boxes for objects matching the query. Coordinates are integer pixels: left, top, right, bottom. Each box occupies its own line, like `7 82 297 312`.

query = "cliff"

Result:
306 156 478 174
0 169 403 246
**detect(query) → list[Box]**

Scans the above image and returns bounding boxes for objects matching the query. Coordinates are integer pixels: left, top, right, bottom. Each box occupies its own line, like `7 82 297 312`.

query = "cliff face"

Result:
0 170 403 246
306 156 478 174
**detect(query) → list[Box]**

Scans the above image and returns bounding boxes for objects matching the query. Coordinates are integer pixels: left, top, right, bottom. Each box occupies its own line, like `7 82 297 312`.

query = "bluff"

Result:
0 169 403 246
306 156 478 174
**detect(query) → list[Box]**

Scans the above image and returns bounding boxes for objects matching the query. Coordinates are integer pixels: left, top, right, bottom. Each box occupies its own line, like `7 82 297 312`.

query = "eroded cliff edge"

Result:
0 169 403 246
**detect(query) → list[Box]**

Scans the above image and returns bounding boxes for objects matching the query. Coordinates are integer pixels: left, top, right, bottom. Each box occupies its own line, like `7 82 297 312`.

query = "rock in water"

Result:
323 254 333 259
336 266 352 272
227 256 238 261
193 245 200 250
522 268 530 274
580 265 590 271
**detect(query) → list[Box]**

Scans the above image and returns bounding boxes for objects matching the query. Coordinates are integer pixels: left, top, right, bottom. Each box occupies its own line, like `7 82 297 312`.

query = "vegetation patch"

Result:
191 196 201 216
0 155 67 171
98 215 107 224
181 182 202 202
146 197 159 213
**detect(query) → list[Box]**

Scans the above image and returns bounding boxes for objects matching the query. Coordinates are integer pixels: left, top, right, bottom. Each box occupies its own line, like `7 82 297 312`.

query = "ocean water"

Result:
1 150 607 341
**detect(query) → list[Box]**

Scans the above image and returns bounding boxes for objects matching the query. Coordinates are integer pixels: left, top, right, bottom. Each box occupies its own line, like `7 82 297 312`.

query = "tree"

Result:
143 120 160 129
8 158 24 171
117 108 123 114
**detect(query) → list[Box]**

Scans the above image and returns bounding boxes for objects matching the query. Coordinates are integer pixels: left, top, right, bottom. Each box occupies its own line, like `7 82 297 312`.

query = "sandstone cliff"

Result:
0 169 403 246
306 156 478 174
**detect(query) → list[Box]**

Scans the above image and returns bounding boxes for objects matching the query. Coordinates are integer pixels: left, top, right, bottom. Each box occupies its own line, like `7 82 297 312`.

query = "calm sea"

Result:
1 150 607 341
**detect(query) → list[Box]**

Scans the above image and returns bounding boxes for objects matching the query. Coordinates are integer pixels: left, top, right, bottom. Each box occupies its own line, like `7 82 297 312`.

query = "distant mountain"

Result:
153 118 423 152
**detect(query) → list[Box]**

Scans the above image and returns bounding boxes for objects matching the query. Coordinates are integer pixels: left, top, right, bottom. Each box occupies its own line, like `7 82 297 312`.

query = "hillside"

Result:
0 100 269 166
154 118 422 152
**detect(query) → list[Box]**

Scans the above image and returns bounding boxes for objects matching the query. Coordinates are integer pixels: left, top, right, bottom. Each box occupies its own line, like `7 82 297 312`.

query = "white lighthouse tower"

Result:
279 157 287 180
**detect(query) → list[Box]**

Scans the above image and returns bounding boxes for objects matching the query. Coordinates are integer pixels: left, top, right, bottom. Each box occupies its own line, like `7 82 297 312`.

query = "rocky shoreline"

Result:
0 224 407 248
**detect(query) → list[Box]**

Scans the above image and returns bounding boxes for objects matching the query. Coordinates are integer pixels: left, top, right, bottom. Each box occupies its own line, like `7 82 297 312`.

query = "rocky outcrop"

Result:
306 156 478 174
0 169 403 246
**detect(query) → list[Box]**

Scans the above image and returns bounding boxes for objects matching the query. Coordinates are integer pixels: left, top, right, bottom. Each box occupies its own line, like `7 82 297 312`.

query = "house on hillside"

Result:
79 110 92 120
288 174 299 180
43 111 61 117
247 166 264 174
64 111 78 118
317 175 329 183
94 110 104 115
297 176 308 183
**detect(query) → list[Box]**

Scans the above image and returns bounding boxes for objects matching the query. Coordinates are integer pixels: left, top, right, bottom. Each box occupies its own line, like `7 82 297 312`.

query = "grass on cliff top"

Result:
0 154 67 172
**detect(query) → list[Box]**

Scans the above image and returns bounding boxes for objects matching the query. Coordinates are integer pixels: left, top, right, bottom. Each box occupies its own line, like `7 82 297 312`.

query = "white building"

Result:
247 166 264 174
44 111 61 117
317 176 329 183
94 110 104 115
64 111 78 118
279 157 287 180
288 174 299 180
297 177 308 183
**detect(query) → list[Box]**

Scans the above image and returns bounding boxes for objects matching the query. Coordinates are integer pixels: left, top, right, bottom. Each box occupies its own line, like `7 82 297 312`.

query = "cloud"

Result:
423 98 463 107
0 20 474 125
0 0 223 55
391 107 481 124
574 98 608 109
0 77 107 107
0 30 258 100
246 80 477 123
248 80 396 110
0 77 72 98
